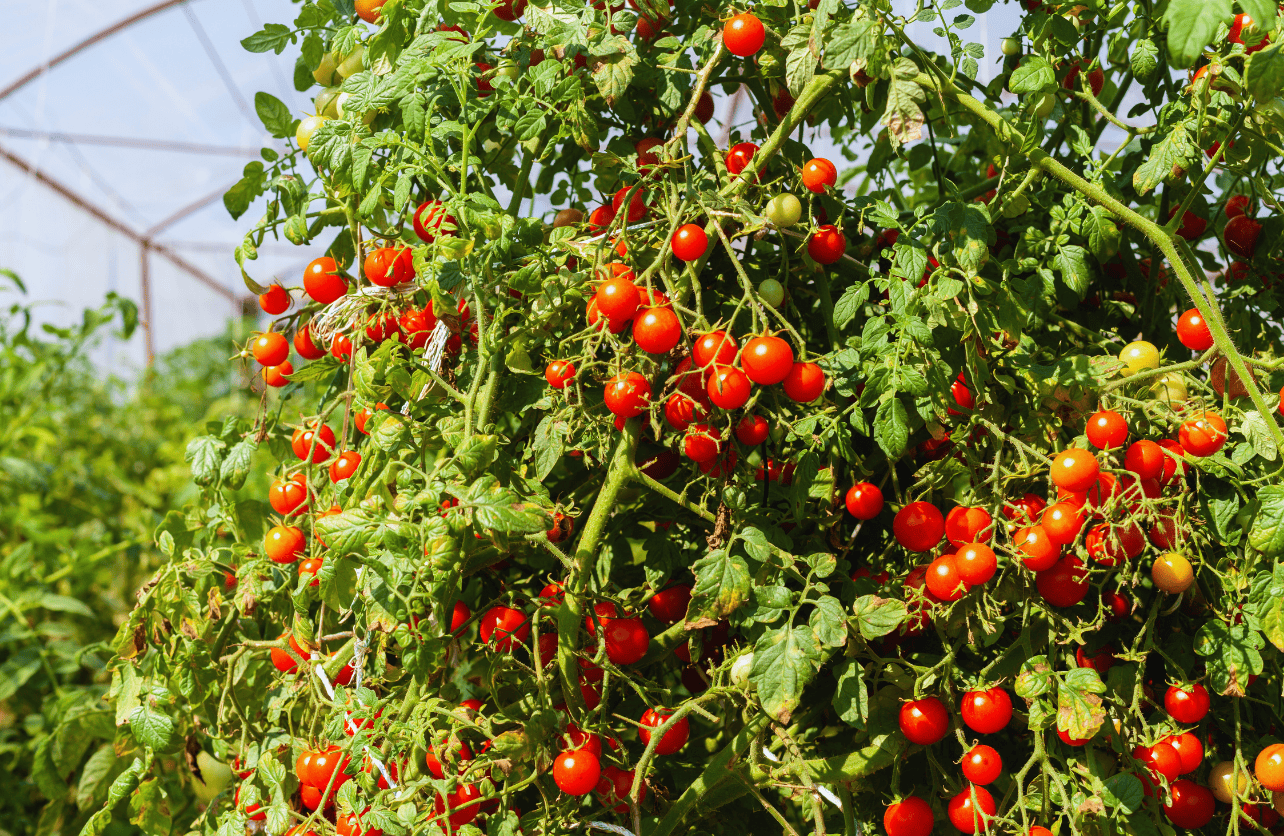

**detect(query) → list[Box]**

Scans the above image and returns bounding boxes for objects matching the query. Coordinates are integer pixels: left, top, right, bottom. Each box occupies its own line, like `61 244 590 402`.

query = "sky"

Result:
0 0 1047 374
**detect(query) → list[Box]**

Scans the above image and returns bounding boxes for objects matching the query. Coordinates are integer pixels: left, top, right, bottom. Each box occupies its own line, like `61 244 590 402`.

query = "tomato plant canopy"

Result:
96 0 1284 835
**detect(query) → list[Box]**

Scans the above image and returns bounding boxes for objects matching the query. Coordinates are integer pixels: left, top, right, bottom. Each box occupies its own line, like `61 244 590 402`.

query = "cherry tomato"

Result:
363 246 413 287
1118 340 1159 376
808 225 847 265
1165 683 1210 723
1257 745 1284 791
1229 12 1269 52
269 473 309 516
597 275 641 322
293 324 326 360
425 740 474 779
603 372 651 417
329 450 361 483
1163 732 1204 774
603 615 649 664
693 331 738 369
612 186 648 223
1225 215 1262 259
1175 308 1213 351
648 584 692 623
947 786 995 833
330 333 352 361
1036 555 1089 607
683 423 722 462
885 797 934 836
1016 525 1060 571
1135 742 1182 781
414 200 457 243
725 141 760 178
546 359 576 388
845 482 884 519
1152 552 1194 594
735 414 769 445
893 502 945 552
492 0 527 20
1178 411 1227 457
633 307 682 354
765 193 802 226
1050 448 1100 492
355 402 389 434
640 707 690 754
723 12 765 57
479 605 530 651
955 543 997 586
265 525 306 564
741 335 795 384
303 257 347 304
1226 194 1253 219
898 696 950 745
1075 644 1114 674
962 745 1003 785
1164 780 1214 829
1040 503 1084 545
292 423 336 463
252 332 290 366
945 506 993 545
263 362 293 387
782 361 825 402
259 283 291 314
961 688 1012 734
1057 726 1092 746
925 553 967 601
1123 439 1164 481
1002 493 1046 525
665 393 706 431
671 224 708 261
801 157 837 193
433 782 482 829
1085 409 1127 449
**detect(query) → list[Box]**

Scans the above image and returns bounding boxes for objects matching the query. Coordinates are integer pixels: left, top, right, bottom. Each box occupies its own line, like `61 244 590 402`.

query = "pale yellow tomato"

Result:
1119 340 1160 376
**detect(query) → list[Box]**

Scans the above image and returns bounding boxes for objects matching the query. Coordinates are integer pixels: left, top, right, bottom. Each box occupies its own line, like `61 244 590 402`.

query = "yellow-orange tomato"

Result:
1151 552 1194 594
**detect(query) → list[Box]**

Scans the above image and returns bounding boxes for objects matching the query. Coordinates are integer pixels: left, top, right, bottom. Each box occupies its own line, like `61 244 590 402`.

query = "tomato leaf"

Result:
851 595 906 639
809 595 848 647
881 58 925 148
689 548 752 622
750 622 824 724
453 474 551 534
128 706 175 752
241 23 296 55
1008 57 1055 93
1014 655 1054 698
1102 773 1144 813
218 439 257 491
1057 667 1106 740
823 20 879 70
1249 485 1284 556
1132 122 1195 195
1194 620 1264 695
873 397 911 458
254 92 295 139
1163 0 1232 67
832 658 869 728
1054 244 1092 296
184 436 225 487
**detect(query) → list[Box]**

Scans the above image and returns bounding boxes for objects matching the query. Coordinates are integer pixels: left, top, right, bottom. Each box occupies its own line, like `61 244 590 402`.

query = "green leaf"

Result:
254 92 295 138
1081 207 1120 262
833 282 868 331
531 416 564 481
219 439 257 490
1054 244 1092 296
689 548 752 622
315 508 383 555
452 474 551 533
224 161 267 220
931 202 990 275
823 20 878 70
1130 38 1159 79
750 622 824 724
1239 410 1279 461
1009 56 1055 93
1194 620 1264 694
1164 0 1232 67
1015 655 1054 698
77 745 119 810
809 595 848 647
593 49 635 106
832 659 869 728
0 647 42 701
1249 485 1284 556
851 595 906 639
128 706 175 752
1057 667 1106 740
1102 773 1144 813
882 57 925 148
184 435 225 487
740 526 772 563
129 778 172 836
1132 122 1195 195
786 39 818 98
1247 41 1284 102
873 397 910 458
241 22 295 54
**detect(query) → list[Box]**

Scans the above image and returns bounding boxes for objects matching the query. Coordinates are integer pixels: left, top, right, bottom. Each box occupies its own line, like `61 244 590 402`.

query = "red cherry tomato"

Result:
741 335 795 384
945 506 993 545
413 200 457 243
546 359 577 388
1041 503 1084 545
707 365 752 409
961 688 1012 734
807 225 847 265
1050 448 1100 492
1225 215 1262 259
1175 308 1214 351
1085 409 1128 449
724 142 760 178
671 224 709 261
947 786 995 833
1163 780 1214 829
1163 731 1204 774
962 745 1003 785
925 554 967 601
303 257 347 304
955 543 997 586
782 361 825 402
898 696 950 745
885 797 934 836
478 606 530 651
1178 411 1227 457
1124 439 1164 481
723 12 766 57
648 585 692 623
640 707 690 754
735 414 770 446
801 157 837 193
633 307 683 354
604 372 652 417
259 283 291 314
693 331 738 369
894 502 945 552
363 246 413 287
1164 683 1210 723
602 615 649 664
845 482 884 520
1036 556 1089 607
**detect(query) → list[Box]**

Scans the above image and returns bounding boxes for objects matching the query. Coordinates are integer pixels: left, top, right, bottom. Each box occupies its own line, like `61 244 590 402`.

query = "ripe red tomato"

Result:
1164 780 1214 829
1135 742 1182 781
1258 744 1284 791
492 0 527 20
724 142 759 177
363 246 413 287
331 333 352 361
1036 556 1089 607
648 584 692 623
664 393 705 431
801 157 837 193
1015 525 1060 571
259 283 291 314
1162 732 1204 774
597 763 647 812
1175 308 1213 351
336 809 381 836
640 707 690 754
1085 409 1127 449
925 553 967 601
303 745 349 790
292 423 335 463
633 307 682 354
955 543 997 586
1164 683 1210 723
1075 644 1114 674
425 740 474 779
355 402 388 435
414 200 457 243
945 506 992 545
947 786 995 833
1157 438 1187 483
723 12 765 57
597 275 641 322
807 225 847 265
1002 493 1046 525
898 696 950 744
294 324 326 360
303 257 348 305
1050 448 1099 492
735 414 769 446
1040 502 1083 545
603 372 651 417
328 451 361 483
894 502 944 552
707 365 752 409
1225 215 1262 259
782 361 825 402
1169 207 1207 241
269 472 309 515
546 359 576 388
603 615 649 664
433 782 482 829
1226 194 1253 218
741 335 795 384
845 482 884 520
587 204 616 233
693 331 738 369
262 360 291 388
671 224 708 261
884 796 934 836
962 745 1003 785
961 688 1012 734
947 379 975 415
1124 439 1164 480
479 606 530 651
683 423 722 462
612 186 648 223
265 525 306 563
1178 411 1227 457
252 332 290 366
1229 12 1269 52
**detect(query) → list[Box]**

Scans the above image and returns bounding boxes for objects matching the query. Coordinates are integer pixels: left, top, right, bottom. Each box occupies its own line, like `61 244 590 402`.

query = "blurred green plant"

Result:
0 271 258 835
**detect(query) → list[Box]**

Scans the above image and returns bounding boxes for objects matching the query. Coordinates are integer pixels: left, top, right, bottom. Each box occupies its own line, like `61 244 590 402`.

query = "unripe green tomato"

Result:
337 46 366 79
1000 194 1030 218
1001 37 1021 56
192 752 234 804
730 652 754 686
758 278 785 307
495 60 520 84
315 87 341 118
334 91 354 119
296 115 327 151
769 423 786 444
1034 93 1056 118
765 193 802 227
1151 373 1188 404
313 52 338 86
1063 12 1083 32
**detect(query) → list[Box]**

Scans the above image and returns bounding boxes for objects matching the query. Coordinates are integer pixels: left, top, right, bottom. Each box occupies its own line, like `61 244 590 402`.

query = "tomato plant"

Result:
89 0 1284 833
